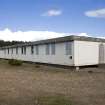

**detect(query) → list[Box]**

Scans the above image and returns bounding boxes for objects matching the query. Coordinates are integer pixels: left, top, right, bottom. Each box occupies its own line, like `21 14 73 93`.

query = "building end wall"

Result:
74 41 99 66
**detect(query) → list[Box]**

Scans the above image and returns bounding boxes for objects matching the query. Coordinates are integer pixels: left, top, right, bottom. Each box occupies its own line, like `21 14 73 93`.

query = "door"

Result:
99 43 105 64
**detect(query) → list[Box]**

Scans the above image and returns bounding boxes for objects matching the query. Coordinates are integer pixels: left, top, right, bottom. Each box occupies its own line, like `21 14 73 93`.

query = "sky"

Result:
0 0 105 41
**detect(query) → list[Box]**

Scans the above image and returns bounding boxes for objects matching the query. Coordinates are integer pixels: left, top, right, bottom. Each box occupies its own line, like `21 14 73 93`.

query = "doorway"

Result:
99 43 105 64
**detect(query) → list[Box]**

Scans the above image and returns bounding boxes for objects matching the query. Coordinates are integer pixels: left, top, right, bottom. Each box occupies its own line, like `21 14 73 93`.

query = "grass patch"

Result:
35 64 40 68
35 95 72 105
88 70 93 73
8 59 23 66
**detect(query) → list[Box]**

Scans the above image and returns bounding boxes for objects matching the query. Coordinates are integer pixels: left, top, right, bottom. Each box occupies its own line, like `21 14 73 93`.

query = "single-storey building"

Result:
0 35 105 69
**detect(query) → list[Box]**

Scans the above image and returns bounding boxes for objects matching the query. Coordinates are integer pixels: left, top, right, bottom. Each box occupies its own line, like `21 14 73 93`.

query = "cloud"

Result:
97 36 105 39
0 28 91 41
42 9 62 17
85 8 105 18
0 28 67 41
77 33 89 37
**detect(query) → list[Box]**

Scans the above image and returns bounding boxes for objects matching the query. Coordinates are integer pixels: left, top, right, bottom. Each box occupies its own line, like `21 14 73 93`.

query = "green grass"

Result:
35 95 72 105
8 59 23 66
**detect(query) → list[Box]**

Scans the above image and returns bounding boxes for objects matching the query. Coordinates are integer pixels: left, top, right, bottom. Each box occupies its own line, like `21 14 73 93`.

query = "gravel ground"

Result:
0 59 105 105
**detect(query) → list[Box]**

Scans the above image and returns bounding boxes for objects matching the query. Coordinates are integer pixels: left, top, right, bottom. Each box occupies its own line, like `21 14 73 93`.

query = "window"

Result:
4 49 6 54
21 47 24 54
11 48 13 54
8 48 9 54
46 44 50 55
36 45 39 55
21 46 26 55
65 42 72 55
51 43 55 55
24 47 26 55
16 47 18 54
31 46 34 54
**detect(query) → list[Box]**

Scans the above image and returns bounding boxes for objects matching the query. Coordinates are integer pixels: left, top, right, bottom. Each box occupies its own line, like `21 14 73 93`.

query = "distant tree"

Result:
0 40 27 47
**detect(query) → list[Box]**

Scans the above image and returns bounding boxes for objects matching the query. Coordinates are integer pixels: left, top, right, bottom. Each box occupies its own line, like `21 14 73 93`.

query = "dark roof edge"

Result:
1 35 105 49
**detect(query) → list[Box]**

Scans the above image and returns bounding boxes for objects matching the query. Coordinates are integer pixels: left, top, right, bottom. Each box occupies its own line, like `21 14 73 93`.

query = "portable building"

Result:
0 35 105 69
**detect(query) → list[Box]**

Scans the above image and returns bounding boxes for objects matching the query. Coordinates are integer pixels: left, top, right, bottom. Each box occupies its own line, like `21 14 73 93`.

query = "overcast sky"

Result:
0 0 105 41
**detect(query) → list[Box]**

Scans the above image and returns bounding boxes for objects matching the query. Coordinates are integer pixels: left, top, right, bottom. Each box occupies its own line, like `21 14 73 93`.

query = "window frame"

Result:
24 46 26 55
46 44 50 55
8 48 9 54
11 48 13 54
31 45 34 54
36 45 39 55
21 46 26 55
51 43 55 55
65 42 72 55
4 49 6 54
21 47 24 54
16 47 18 54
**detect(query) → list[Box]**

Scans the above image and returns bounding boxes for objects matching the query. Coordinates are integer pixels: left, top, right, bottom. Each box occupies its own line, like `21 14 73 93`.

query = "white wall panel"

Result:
74 41 99 66
0 42 74 66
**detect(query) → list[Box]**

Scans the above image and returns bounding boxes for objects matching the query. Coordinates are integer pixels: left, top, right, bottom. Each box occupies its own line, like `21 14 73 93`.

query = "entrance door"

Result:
99 43 105 64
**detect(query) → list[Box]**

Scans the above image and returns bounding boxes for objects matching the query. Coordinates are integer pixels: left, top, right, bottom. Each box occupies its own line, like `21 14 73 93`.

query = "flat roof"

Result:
1 35 105 49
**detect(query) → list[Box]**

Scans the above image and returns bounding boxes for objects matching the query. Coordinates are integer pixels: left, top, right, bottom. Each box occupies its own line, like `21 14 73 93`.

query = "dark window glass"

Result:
16 47 18 54
24 47 26 55
65 42 72 55
46 44 50 55
36 45 39 55
21 47 24 54
31 46 34 54
8 48 9 54
11 48 13 54
51 43 55 55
